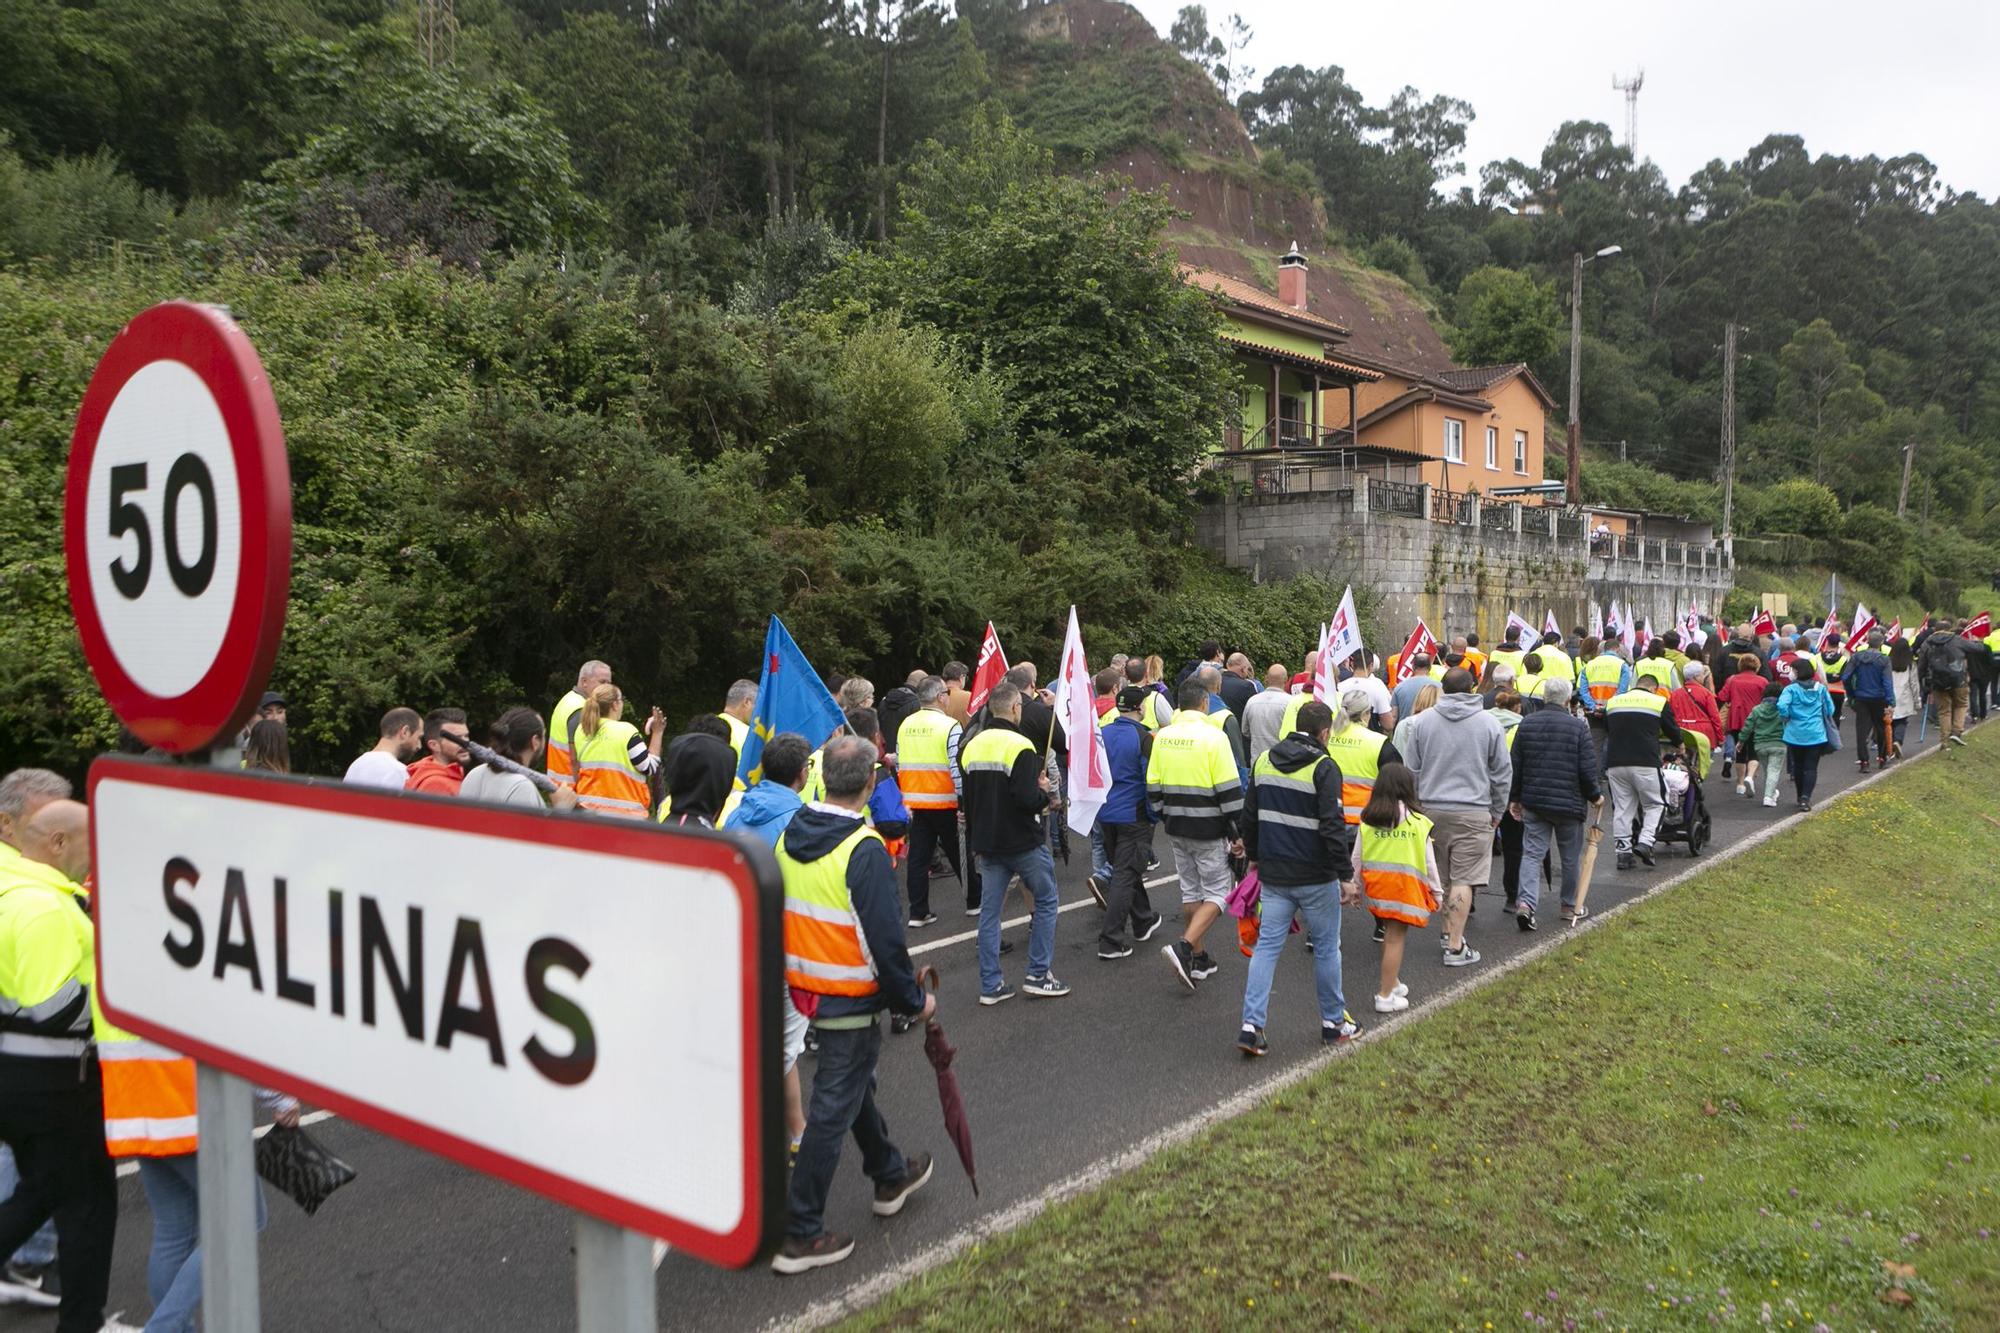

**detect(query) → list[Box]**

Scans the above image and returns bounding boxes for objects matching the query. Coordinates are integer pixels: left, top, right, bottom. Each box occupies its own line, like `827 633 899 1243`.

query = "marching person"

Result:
546 659 613 787
342 707 424 789
895 677 967 926
962 682 1069 1003
1844 630 1894 771
1398 669 1510 968
1739 679 1788 805
1776 659 1836 810
404 708 472 796
571 683 663 818
0 798 127 1333
717 679 759 770
1093 687 1163 960
1241 664 1293 767
660 715 737 828
1148 679 1245 989
1237 701 1361 1056
1505 678 1602 928
1356 763 1441 1013
1602 679 1683 866
460 707 580 809
772 736 934 1274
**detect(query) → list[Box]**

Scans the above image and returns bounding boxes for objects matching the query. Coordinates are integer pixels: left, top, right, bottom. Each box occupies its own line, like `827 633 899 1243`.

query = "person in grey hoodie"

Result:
1397 667 1511 968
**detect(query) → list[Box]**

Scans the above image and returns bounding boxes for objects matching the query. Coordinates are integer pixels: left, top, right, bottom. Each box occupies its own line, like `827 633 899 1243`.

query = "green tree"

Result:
1447 265 1560 366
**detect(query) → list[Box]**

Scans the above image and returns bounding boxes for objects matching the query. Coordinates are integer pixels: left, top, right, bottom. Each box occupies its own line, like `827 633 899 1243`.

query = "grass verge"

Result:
841 730 2000 1331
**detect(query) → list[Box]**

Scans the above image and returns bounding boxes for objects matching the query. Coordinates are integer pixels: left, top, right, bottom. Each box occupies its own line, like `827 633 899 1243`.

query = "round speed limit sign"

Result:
64 301 291 754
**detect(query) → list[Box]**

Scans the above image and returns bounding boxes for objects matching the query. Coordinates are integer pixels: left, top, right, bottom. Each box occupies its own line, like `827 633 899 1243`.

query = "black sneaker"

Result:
1133 914 1164 943
1237 1025 1268 1057
1516 910 1538 932
1097 940 1133 960
1798 798 1811 811
771 1232 856 1274
872 1152 934 1216
1322 1012 1361 1043
1022 973 1071 998
1615 852 1634 870
1635 844 1656 867
1372 919 1386 944
1502 893 1518 913
1191 951 1221 980
1085 875 1107 909
0 1262 59 1309
1163 938 1197 990
979 984 1015 1006
907 912 938 929
998 939 1014 955
1721 758 1733 779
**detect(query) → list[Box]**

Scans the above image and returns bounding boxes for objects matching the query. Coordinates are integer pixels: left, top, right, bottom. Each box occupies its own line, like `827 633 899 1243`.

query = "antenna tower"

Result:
1612 68 1644 154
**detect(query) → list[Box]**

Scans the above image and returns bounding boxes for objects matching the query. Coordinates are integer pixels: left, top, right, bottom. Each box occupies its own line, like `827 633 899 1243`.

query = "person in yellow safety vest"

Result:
1322 690 1391 824
1632 641 1680 691
0 797 119 1330
573 682 662 819
1515 652 1545 704
1147 678 1246 989
1454 636 1487 683
547 659 612 787
1603 682 1682 868
772 734 935 1275
1352 763 1440 1013
1533 633 1573 693
1580 642 1630 716
718 679 758 792
1487 632 1528 686
895 677 967 925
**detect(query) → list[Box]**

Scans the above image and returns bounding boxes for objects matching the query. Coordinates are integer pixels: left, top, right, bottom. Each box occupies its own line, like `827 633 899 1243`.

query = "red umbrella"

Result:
915 965 978 1197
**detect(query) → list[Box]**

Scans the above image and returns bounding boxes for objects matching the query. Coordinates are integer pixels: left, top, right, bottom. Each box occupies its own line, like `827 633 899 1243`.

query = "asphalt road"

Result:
0 718 1968 1332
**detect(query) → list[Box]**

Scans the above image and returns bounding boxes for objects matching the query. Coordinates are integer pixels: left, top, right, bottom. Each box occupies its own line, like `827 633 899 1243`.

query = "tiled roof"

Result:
1431 364 1560 411
1182 266 1349 335
1219 335 1383 382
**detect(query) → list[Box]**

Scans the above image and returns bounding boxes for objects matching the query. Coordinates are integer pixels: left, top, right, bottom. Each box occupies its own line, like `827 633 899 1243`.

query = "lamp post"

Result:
1565 244 1623 502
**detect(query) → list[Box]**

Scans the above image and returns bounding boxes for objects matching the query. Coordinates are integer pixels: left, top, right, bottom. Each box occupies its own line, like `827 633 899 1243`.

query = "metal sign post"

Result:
196 1065 261 1331
575 1216 658 1332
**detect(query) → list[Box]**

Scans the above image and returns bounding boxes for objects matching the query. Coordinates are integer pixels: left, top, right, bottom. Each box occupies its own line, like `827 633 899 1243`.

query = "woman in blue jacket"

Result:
1776 660 1836 810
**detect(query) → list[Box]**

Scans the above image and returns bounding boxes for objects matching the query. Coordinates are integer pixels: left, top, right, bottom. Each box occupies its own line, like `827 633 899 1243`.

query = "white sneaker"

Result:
1373 991 1410 1012
1735 780 1749 796
99 1318 146 1333
1761 796 1777 808
1391 981 1409 998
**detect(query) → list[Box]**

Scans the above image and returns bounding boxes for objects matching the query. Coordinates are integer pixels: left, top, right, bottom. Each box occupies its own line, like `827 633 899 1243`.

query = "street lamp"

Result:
1565 244 1623 502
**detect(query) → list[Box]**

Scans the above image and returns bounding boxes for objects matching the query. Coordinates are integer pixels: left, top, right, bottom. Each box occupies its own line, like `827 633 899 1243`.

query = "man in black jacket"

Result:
962 681 1068 1003
1238 701 1360 1056
773 735 934 1274
1507 677 1603 928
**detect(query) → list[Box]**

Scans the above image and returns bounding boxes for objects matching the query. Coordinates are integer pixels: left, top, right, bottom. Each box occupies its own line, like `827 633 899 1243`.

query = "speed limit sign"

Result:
64 301 291 753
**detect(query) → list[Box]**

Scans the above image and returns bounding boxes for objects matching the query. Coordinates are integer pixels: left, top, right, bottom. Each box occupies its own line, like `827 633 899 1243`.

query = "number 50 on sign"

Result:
65 301 291 754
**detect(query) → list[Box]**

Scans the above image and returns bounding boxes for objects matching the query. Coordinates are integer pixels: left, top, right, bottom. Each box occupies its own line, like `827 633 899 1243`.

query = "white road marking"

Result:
115 1108 339 1179
908 875 1178 956
764 740 1950 1333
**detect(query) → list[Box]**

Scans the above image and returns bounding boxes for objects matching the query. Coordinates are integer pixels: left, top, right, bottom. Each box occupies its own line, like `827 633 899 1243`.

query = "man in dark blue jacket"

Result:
1094 688 1165 959
1506 677 1603 927
1843 629 1894 771
772 735 933 1275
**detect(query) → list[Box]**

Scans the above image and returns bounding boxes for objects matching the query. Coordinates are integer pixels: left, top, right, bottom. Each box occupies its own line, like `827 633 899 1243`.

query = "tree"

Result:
1447 265 1560 366
1771 319 1885 485
1169 5 1251 97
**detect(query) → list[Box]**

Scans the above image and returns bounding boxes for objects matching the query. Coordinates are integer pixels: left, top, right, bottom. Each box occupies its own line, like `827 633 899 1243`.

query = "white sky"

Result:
1125 0 1998 200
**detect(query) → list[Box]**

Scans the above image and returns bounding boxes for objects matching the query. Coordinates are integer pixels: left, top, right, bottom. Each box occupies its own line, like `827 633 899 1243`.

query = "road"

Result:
0 721 1961 1332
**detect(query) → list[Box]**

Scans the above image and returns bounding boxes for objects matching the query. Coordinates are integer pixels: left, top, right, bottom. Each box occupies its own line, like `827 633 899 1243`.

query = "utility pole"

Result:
1566 251 1584 501
1897 437 1917 518
1720 321 1738 537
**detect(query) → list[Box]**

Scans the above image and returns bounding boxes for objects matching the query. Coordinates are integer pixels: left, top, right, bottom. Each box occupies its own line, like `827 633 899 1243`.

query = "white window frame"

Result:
1484 425 1498 470
1514 429 1529 474
1443 417 1465 464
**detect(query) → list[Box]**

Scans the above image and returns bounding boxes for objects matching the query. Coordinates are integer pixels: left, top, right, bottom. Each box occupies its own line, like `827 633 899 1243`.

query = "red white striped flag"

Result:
1389 620 1439 687
1964 612 1993 640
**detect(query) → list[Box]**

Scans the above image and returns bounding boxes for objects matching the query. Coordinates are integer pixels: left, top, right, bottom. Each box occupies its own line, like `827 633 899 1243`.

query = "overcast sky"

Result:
1125 0 1997 200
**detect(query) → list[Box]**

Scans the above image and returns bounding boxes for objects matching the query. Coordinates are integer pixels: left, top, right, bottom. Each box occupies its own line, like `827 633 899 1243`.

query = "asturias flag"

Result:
738 615 848 786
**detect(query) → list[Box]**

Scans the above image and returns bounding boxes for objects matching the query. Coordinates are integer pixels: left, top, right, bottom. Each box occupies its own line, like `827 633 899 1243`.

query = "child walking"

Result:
1353 763 1442 1014
1737 679 1787 806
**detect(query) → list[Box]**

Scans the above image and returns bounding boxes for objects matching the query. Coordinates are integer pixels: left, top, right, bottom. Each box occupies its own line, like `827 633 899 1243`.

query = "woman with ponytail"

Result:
573 683 664 818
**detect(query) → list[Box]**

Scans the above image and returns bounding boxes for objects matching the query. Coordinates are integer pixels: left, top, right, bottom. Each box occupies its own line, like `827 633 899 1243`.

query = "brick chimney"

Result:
1277 242 1308 310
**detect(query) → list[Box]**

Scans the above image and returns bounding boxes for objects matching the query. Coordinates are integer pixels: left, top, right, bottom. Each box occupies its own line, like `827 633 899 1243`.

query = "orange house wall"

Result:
1322 373 1549 498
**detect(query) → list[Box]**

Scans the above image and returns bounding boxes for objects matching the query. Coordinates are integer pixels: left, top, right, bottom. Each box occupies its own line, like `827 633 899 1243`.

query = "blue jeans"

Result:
1518 812 1586 915
978 845 1060 993
786 1018 905 1240
136 1152 268 1333
0 1144 57 1266
1239 879 1345 1030
1089 825 1111 883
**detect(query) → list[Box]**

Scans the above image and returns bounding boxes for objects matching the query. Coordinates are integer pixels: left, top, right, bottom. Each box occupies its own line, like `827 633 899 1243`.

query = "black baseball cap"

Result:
259 691 287 708
1116 686 1151 712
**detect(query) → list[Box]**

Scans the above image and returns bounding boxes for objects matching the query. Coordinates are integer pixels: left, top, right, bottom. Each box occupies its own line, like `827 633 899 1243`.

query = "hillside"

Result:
991 0 1458 374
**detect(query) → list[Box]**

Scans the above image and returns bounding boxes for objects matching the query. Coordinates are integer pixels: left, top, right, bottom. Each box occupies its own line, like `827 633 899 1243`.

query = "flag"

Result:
968 621 1009 715
1884 617 1901 645
1312 621 1337 704
1388 621 1439 686
1504 609 1534 643
1326 585 1364 670
1750 608 1777 637
739 616 848 785
1608 600 1635 656
1965 612 1993 640
1052 606 1112 836
1543 609 1561 639
1845 602 1876 648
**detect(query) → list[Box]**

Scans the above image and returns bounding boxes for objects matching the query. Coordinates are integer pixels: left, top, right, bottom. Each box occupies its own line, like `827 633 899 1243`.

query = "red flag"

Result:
1844 603 1876 649
1749 608 1777 637
1964 612 1992 640
1388 620 1439 687
968 621 1009 714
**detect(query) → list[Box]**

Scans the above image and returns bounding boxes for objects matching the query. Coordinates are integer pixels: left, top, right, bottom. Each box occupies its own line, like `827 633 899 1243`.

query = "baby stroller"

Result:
1652 732 1713 856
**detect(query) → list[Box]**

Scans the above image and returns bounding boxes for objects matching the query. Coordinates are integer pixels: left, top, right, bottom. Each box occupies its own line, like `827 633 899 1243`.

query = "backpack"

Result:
1928 633 1968 684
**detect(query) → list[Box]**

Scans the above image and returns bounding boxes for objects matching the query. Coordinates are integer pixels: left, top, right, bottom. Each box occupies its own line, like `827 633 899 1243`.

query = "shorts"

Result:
1168 835 1234 908
1428 808 1495 887
781 985 809 1073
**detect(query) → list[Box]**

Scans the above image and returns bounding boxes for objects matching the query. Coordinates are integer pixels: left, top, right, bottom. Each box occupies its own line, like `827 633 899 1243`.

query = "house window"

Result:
1443 418 1464 464
1514 430 1529 473
1484 426 1498 470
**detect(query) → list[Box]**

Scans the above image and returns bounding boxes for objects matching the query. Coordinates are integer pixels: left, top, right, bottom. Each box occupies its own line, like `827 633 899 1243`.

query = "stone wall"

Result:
1195 478 1733 643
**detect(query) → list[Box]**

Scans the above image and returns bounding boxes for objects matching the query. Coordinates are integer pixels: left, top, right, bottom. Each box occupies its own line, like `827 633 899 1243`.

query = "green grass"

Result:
841 731 2000 1331
1729 563 1909 630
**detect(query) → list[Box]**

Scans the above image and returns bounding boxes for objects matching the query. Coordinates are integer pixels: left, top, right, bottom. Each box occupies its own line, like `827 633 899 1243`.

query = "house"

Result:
1184 245 1556 497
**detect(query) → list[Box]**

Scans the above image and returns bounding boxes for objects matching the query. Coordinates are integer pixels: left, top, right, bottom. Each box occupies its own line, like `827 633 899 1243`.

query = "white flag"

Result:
1312 621 1337 704
1326 585 1364 669
1052 605 1112 836
1543 609 1561 639
1505 609 1534 642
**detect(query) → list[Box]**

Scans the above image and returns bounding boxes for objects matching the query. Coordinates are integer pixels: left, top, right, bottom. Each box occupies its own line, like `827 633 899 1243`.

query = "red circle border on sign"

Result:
64 301 291 754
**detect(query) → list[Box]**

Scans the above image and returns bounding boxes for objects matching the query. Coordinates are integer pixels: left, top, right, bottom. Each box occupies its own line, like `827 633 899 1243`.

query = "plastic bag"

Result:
255 1123 357 1217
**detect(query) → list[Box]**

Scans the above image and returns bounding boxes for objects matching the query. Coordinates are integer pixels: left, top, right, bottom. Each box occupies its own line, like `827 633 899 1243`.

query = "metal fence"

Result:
1431 489 1474 525
1521 506 1556 539
1371 479 1423 517
1480 501 1514 533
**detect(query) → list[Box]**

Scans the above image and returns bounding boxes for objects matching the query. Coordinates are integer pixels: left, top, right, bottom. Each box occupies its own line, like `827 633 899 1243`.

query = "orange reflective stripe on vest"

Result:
780 823 883 998
575 720 650 818
100 1038 198 1157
